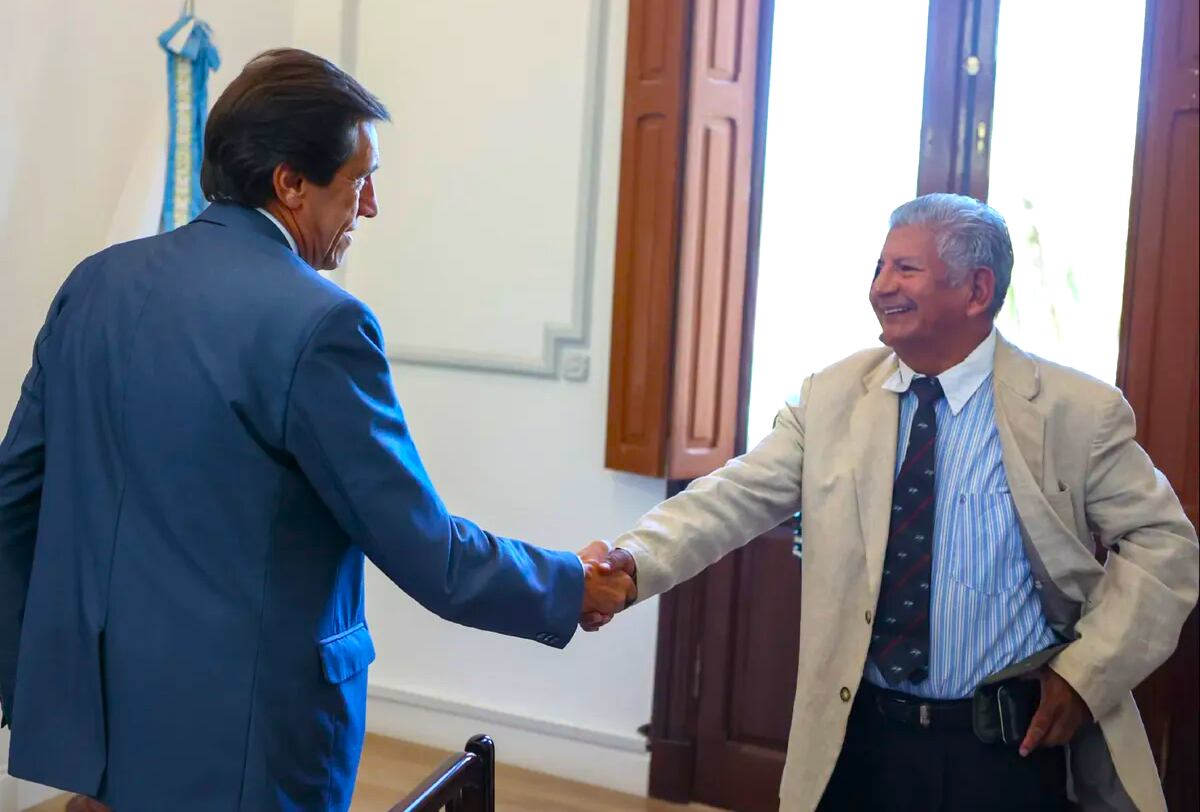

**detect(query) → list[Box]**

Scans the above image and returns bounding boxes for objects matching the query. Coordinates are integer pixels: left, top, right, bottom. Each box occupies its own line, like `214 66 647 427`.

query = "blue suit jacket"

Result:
0 203 584 811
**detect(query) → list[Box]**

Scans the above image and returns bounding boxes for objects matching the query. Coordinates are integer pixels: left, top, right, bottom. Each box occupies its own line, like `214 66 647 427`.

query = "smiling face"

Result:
264 120 380 271
869 224 997 374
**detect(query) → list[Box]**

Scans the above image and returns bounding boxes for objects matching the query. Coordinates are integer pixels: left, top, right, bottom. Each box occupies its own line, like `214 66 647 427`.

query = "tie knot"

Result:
909 376 944 406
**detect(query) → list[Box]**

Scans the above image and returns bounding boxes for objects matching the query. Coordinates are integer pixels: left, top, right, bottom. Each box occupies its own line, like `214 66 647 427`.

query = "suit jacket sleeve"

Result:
616 378 810 600
1050 389 1199 720
0 306 59 727
284 299 584 648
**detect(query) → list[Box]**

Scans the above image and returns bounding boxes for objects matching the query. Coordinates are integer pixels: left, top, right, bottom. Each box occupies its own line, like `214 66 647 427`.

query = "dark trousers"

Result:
818 683 1070 812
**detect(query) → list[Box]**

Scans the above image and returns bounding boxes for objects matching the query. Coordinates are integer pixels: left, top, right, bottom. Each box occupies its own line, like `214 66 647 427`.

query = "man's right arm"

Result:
611 377 811 602
284 299 626 648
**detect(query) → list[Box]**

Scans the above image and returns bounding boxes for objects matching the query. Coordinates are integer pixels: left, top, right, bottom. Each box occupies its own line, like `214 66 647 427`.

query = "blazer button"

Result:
840 686 852 702
865 610 873 624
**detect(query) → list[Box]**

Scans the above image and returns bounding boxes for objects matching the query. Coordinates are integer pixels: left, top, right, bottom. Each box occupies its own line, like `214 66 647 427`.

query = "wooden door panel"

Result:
728 528 802 749
692 525 798 811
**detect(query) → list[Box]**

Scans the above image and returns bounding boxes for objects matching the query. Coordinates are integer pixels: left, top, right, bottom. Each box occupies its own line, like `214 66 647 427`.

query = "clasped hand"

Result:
578 540 637 631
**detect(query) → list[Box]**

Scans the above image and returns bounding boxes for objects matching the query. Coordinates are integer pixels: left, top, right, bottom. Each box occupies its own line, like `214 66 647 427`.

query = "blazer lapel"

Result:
993 335 1091 606
852 356 900 597
993 335 1045 491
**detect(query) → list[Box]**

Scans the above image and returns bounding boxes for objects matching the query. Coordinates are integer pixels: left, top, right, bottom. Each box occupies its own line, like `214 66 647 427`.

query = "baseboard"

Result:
366 683 650 797
1 692 650 806
16 779 61 811
0 773 59 812
0 773 16 812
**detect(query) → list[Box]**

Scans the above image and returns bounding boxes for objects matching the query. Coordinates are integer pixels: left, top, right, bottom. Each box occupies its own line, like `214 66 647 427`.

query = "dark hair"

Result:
201 48 390 207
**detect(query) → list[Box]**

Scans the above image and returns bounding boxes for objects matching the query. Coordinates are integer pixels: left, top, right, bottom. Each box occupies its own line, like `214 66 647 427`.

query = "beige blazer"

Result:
616 335 1198 811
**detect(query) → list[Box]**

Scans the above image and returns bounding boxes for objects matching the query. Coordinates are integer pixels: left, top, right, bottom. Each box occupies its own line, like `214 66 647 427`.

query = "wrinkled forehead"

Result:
880 224 941 263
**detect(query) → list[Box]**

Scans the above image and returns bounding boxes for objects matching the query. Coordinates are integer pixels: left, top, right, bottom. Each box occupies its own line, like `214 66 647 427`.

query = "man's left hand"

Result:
1019 667 1092 757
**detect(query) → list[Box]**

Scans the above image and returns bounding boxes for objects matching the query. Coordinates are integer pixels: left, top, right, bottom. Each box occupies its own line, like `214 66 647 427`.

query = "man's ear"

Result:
965 266 997 318
270 163 306 210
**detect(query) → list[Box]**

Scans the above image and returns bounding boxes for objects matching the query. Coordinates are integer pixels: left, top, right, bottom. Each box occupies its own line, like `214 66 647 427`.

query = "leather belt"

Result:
860 681 974 731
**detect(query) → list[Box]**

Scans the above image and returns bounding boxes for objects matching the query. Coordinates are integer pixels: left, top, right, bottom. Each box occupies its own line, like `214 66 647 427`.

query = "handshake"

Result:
577 540 637 632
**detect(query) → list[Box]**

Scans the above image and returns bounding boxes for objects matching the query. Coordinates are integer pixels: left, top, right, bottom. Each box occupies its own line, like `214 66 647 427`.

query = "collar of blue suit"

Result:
193 202 293 251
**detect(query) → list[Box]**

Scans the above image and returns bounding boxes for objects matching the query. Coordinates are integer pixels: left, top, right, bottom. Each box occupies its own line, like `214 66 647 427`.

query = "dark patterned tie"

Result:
870 375 943 685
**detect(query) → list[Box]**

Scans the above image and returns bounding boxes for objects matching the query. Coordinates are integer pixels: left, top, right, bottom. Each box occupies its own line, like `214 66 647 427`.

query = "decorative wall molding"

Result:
342 0 610 380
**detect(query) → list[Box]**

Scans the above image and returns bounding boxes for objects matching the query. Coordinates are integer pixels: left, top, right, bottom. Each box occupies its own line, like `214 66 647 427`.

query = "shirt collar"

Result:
882 328 996 415
255 207 298 254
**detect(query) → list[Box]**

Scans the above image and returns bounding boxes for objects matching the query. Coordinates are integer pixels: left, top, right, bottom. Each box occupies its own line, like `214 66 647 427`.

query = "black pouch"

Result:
972 642 1069 746
972 677 1040 746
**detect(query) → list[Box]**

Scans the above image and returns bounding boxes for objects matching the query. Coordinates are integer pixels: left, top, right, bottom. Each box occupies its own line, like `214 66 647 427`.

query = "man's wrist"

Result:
611 547 637 581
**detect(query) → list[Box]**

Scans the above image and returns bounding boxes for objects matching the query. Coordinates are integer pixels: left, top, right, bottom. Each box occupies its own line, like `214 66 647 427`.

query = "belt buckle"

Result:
919 703 932 728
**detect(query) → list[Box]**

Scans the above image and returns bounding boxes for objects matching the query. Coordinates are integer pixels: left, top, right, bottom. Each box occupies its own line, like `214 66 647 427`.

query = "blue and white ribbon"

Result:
158 6 220 232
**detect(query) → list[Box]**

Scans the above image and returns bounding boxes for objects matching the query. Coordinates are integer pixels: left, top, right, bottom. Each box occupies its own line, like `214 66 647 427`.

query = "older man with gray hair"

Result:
583 193 1198 810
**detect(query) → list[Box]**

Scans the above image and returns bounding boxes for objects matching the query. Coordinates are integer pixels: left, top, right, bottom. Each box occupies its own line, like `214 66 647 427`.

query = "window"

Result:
747 0 930 443
747 0 1148 444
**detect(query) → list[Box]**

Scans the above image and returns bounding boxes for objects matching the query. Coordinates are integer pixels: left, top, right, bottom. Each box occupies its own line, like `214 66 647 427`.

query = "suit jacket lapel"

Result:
993 335 1090 607
993 335 1045 491
852 356 900 597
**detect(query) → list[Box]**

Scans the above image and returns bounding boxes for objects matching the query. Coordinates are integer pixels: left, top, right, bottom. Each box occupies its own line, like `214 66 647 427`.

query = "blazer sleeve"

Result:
615 377 810 600
284 299 584 648
0 306 59 727
1050 389 1199 720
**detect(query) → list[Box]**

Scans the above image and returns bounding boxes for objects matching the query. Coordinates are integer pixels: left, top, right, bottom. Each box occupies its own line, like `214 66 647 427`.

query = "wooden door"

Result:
1118 0 1200 806
687 524 799 811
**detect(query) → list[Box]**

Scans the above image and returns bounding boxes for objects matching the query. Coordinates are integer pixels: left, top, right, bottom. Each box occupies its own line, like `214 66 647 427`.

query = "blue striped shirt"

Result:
863 331 1059 699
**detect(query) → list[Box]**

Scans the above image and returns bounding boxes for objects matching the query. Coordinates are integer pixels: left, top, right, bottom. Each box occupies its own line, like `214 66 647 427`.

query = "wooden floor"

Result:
28 733 720 811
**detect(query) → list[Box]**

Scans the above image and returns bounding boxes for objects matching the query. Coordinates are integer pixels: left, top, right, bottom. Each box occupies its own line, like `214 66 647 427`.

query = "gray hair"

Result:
888 193 1014 317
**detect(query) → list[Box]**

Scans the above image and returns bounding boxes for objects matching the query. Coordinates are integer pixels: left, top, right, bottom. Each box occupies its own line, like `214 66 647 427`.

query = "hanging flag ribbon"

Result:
158 3 220 232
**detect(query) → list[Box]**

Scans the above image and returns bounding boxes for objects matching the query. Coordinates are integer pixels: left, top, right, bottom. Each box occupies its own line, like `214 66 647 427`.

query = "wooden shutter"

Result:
666 0 764 479
606 0 764 480
605 0 692 477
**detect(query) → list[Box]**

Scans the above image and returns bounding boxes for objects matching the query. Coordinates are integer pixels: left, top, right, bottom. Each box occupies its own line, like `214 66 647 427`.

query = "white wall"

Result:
0 2 296 808
1 0 662 802
329 0 663 795
0 0 297 412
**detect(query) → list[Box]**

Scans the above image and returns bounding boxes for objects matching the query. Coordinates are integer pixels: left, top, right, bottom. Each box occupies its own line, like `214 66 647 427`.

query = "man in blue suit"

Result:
0 49 634 811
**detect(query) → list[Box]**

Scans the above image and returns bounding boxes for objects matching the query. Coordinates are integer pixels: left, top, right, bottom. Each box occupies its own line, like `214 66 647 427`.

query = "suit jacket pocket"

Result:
1043 485 1077 535
318 623 376 684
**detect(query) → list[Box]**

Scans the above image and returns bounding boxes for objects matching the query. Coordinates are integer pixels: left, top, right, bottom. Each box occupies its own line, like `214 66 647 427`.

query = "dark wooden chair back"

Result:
389 734 495 812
